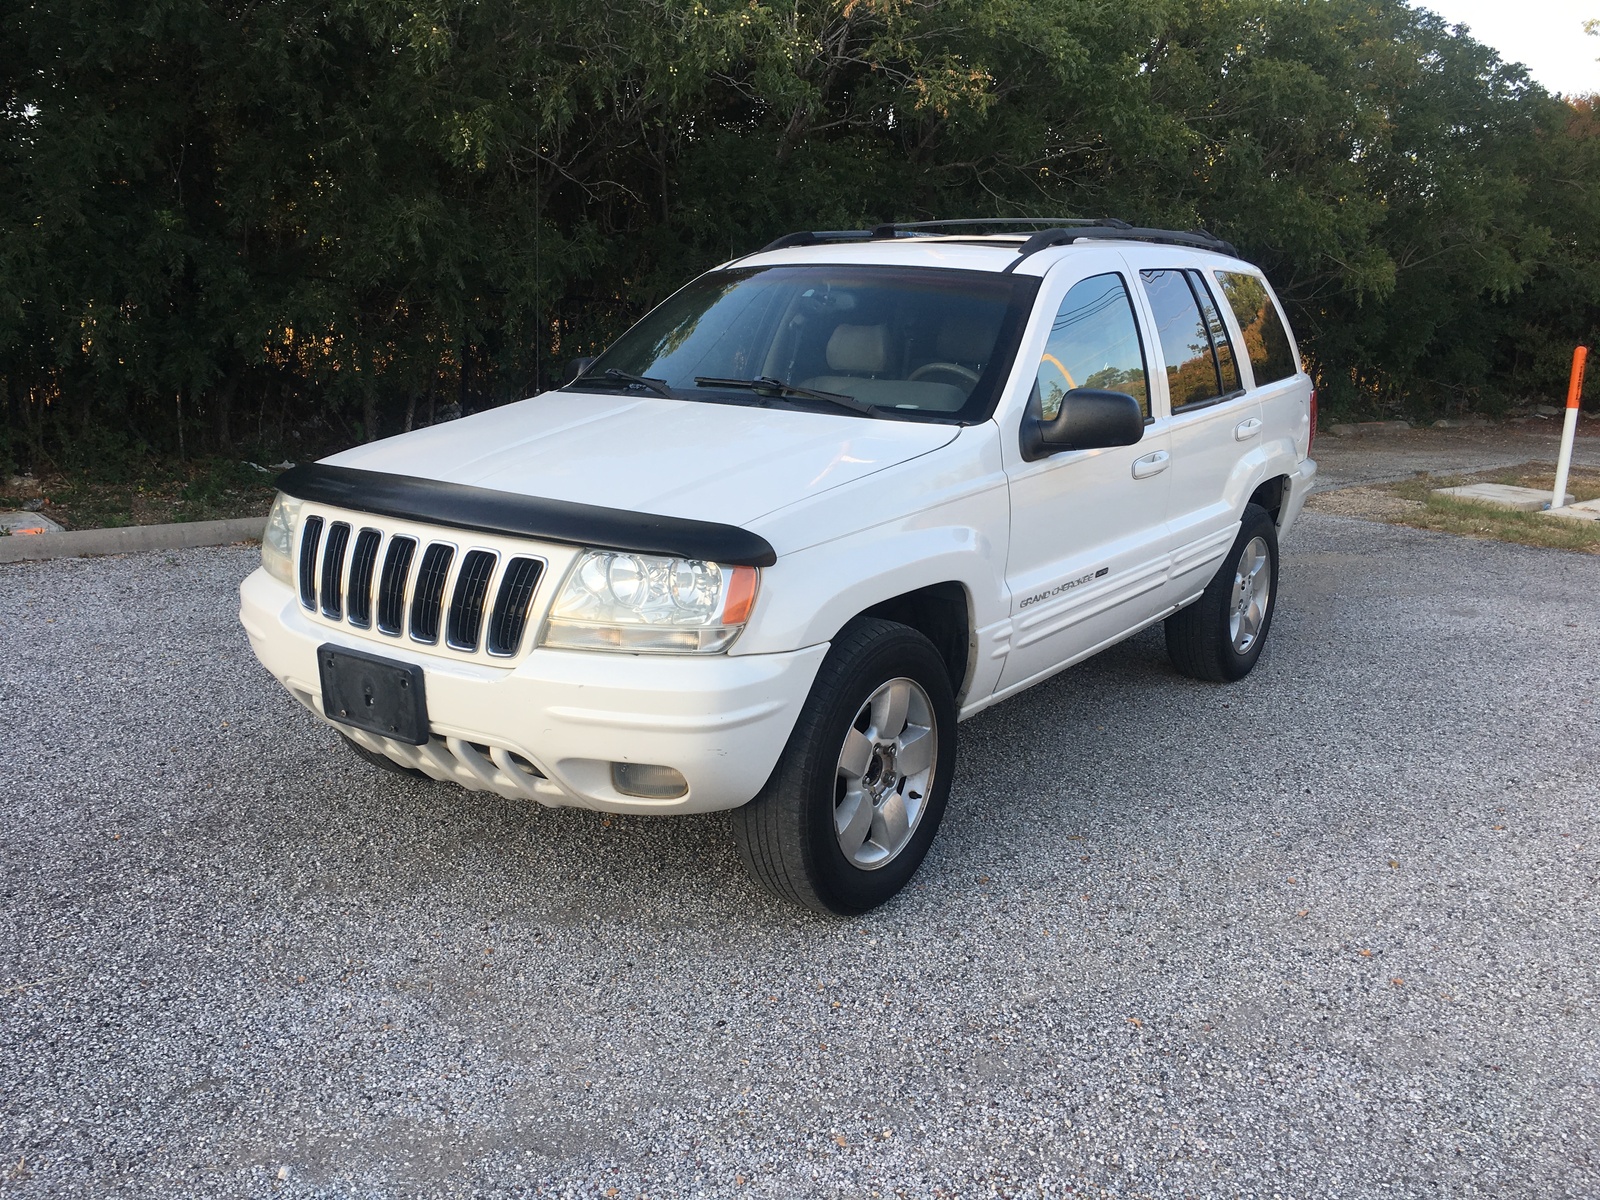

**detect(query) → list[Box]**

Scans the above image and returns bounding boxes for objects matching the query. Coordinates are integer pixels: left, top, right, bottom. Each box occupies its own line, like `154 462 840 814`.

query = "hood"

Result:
324 390 960 529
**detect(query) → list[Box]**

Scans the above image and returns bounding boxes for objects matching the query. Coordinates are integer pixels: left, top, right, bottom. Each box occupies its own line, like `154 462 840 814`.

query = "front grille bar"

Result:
346 529 381 628
298 516 324 610
487 557 544 657
446 550 498 651
408 543 455 644
296 517 545 660
318 522 351 620
376 537 417 635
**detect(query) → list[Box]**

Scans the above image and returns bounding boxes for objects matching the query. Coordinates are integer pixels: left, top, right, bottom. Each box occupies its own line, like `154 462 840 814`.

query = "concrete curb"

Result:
0 516 266 564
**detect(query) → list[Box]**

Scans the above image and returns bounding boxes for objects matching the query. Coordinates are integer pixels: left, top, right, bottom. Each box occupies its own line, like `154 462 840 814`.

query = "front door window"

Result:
1034 273 1150 420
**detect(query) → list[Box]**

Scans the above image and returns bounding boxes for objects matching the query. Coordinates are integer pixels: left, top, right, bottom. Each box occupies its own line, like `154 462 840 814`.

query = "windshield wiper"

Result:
694 376 878 417
574 368 680 400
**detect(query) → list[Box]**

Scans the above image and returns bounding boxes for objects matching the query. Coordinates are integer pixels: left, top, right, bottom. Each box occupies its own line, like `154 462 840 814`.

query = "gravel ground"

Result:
2 515 1597 1199
1311 422 1600 491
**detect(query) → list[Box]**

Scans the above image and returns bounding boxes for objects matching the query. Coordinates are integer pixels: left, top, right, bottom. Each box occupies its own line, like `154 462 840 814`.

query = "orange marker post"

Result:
1551 345 1590 512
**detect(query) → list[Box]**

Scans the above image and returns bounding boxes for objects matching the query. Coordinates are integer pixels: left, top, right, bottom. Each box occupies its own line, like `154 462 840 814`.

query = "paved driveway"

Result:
2 513 1596 1199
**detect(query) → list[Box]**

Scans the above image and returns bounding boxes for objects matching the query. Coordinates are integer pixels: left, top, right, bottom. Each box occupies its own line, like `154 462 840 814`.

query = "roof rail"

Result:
755 218 1239 263
756 217 1123 254
1001 225 1239 272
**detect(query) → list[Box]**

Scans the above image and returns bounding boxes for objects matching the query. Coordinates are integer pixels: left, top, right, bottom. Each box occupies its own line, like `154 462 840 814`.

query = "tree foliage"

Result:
1 0 1596 471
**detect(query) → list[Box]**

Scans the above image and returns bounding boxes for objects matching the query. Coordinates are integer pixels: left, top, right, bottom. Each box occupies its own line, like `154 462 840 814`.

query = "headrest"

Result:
826 324 889 374
939 314 999 363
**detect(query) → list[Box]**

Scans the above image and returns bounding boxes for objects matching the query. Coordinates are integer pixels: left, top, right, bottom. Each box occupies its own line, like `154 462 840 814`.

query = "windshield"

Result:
566 265 1039 422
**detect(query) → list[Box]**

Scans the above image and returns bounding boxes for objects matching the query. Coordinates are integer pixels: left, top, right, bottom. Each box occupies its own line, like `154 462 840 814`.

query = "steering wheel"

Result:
908 361 981 390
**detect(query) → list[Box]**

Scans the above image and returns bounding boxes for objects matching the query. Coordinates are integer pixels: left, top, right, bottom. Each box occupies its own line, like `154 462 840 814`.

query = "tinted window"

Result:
572 265 1038 423
1213 271 1298 386
1187 270 1241 394
1034 274 1149 421
1140 269 1226 409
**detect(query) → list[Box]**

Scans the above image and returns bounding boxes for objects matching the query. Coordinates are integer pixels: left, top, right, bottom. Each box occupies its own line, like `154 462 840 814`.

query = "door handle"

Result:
1131 450 1170 479
1235 417 1263 441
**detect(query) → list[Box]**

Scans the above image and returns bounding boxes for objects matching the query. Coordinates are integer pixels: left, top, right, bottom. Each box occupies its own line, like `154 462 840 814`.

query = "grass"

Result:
0 456 279 531
1314 462 1600 554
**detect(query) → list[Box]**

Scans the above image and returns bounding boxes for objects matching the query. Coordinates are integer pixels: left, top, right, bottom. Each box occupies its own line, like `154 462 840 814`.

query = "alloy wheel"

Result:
832 677 937 870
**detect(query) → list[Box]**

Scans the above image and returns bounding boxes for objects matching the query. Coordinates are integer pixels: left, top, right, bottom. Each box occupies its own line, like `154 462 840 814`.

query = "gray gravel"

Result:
1311 422 1600 492
2 515 1597 1199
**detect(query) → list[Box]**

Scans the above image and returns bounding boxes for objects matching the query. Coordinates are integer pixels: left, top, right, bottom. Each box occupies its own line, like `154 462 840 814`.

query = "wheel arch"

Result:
731 527 993 704
856 582 972 700
1247 473 1292 525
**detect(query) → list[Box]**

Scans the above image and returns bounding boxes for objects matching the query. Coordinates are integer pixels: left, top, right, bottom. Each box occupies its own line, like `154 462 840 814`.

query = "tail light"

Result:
1308 389 1318 456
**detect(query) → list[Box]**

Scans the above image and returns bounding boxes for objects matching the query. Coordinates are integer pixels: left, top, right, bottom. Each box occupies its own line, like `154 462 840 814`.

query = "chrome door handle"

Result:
1131 450 1170 479
1235 417 1263 441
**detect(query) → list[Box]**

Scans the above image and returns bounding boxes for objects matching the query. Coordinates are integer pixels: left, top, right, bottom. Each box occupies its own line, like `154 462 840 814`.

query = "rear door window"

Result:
1034 273 1149 421
1139 269 1232 410
1212 271 1298 386
1186 270 1241 395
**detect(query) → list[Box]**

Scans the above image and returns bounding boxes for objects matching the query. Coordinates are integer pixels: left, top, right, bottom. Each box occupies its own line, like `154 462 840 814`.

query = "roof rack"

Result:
755 217 1239 266
1001 224 1239 272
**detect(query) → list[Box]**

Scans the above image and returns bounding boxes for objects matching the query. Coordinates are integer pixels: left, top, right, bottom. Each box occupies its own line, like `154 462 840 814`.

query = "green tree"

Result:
1 0 1596 475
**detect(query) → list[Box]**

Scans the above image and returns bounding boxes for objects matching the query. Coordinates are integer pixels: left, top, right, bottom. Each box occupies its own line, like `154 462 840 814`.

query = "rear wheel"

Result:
1165 503 1279 682
732 618 957 916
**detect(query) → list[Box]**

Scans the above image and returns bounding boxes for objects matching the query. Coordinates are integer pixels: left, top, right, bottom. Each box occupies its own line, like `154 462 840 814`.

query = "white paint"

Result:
243 235 1317 814
1552 404 1582 510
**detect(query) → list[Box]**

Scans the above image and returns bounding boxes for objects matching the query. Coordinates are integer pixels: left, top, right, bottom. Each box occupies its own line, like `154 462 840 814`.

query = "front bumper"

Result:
239 568 826 814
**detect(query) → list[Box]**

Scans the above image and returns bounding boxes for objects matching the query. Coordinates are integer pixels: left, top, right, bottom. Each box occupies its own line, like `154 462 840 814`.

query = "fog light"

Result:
611 762 688 799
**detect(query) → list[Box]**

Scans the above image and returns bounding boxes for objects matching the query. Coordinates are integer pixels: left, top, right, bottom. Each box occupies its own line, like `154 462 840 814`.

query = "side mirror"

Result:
1021 388 1145 461
563 356 596 385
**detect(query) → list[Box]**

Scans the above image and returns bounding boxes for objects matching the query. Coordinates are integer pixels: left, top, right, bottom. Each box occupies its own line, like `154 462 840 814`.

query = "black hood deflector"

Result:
277 463 777 567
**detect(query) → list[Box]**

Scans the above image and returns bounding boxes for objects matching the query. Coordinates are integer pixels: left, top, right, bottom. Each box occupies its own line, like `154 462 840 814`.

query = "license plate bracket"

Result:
317 644 429 745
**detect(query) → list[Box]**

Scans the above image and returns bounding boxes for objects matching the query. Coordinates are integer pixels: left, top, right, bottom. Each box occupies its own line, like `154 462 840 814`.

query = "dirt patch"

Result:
1 459 277 531
1305 487 1426 522
1307 462 1600 554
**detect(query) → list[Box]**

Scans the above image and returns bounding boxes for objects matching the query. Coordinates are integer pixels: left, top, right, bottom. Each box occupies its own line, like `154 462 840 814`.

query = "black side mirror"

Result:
1021 388 1145 461
563 356 596 385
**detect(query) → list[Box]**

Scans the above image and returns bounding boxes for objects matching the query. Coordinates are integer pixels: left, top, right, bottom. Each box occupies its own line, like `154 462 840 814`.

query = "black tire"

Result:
731 617 958 917
339 732 428 779
1165 503 1279 682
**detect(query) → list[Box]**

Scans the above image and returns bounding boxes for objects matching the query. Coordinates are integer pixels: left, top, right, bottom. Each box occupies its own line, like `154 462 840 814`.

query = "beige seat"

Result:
803 321 967 412
825 324 890 375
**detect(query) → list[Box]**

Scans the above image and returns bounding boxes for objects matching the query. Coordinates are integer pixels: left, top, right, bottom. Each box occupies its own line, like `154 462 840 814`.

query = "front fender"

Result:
735 522 1002 658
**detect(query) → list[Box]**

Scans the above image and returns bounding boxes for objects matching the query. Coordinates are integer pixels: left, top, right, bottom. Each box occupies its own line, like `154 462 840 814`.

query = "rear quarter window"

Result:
1214 272 1298 386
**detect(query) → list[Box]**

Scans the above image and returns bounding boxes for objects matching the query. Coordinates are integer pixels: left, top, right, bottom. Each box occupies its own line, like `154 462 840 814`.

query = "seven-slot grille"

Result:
297 518 545 658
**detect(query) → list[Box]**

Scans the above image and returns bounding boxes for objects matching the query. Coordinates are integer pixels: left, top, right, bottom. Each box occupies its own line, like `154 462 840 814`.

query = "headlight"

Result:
541 550 759 653
260 492 304 587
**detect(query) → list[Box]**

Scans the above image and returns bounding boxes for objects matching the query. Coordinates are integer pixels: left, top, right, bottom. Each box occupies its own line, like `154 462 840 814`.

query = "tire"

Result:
1165 503 1279 682
340 732 428 779
731 617 958 916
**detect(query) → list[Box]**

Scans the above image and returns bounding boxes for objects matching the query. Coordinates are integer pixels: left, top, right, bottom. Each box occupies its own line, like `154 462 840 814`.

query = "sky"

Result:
1410 0 1598 95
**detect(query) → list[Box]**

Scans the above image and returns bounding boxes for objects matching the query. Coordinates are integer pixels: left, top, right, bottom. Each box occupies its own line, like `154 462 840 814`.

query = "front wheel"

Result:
1165 503 1279 682
731 618 957 916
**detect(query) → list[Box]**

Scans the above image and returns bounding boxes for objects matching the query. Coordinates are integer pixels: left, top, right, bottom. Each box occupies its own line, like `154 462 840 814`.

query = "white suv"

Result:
239 219 1317 915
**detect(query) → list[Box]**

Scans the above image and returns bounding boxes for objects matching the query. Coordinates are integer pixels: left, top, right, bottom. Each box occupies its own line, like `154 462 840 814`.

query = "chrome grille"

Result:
295 518 546 660
376 537 416 635
318 522 351 619
409 544 454 644
346 529 381 628
487 557 544 657
446 550 497 651
298 516 324 609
